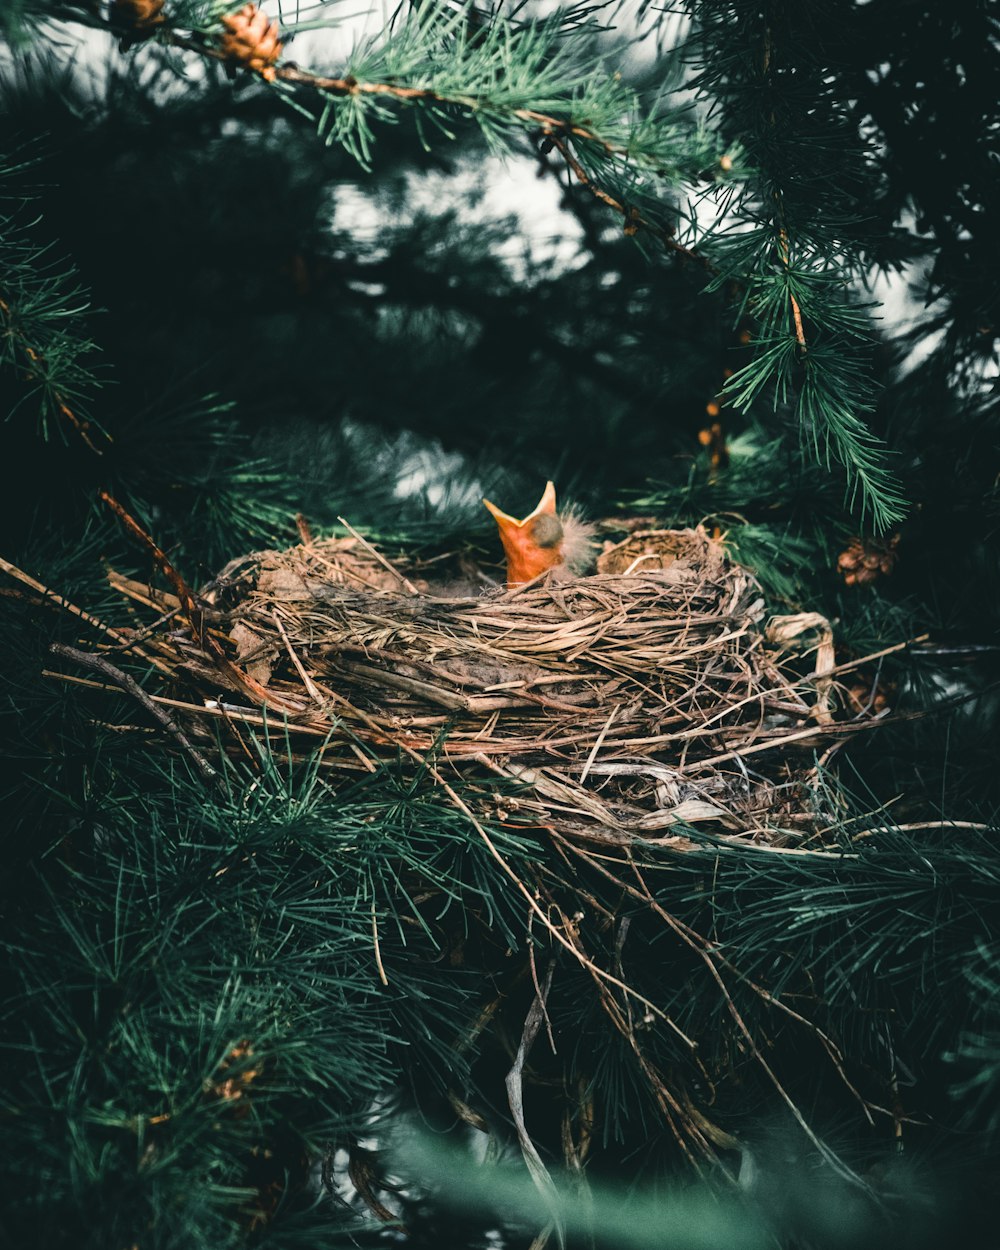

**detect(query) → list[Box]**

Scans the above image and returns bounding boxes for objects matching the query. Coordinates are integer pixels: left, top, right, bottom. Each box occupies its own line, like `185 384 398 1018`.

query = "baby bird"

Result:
483 481 595 586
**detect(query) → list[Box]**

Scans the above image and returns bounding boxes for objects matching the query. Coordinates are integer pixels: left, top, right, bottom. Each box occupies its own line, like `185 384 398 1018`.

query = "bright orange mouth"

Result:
483 481 565 586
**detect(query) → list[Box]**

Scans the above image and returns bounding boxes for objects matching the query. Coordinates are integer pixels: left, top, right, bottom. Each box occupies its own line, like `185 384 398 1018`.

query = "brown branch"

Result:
159 28 714 266
99 490 207 641
568 902 726 1166
547 135 710 267
98 490 300 712
167 33 619 155
0 554 126 643
50 642 220 788
552 830 877 1189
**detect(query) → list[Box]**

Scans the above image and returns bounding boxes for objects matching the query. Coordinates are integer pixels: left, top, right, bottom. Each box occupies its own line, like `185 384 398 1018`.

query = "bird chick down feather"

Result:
559 507 598 575
483 481 596 585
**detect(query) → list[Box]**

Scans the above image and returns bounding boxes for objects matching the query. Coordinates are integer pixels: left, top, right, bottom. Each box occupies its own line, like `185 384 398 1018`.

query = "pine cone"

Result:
219 4 283 80
837 534 900 586
109 0 165 39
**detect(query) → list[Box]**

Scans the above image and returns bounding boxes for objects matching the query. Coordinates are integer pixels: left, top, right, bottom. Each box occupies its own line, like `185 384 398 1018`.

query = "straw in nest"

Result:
88 524 866 854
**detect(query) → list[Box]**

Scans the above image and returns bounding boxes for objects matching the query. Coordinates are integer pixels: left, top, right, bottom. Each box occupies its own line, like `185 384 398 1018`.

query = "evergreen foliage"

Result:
2 1 999 1246
686 2 907 530
0 145 105 450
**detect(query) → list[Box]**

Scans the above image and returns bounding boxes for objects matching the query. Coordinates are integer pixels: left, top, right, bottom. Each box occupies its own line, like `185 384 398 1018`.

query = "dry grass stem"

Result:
42 525 893 853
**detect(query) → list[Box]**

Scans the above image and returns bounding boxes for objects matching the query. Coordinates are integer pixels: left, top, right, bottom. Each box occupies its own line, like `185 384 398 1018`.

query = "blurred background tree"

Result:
1 1 998 1246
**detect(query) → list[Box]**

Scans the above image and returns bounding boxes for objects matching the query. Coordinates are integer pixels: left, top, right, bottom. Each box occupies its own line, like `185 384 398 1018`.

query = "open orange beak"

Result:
483 480 565 585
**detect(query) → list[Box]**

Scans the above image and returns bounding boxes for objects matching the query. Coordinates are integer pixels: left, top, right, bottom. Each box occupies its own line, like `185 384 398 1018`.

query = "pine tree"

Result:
2 2 999 1247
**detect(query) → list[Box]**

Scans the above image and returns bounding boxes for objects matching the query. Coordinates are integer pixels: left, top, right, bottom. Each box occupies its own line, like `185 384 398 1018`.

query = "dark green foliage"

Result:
0 686 535 1243
0 144 105 449
4 679 998 1245
2 1 1000 1246
949 939 1000 1140
682 1 909 527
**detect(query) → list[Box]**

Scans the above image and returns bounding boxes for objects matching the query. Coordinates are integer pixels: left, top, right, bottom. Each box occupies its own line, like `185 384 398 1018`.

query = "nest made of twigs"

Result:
97 525 864 853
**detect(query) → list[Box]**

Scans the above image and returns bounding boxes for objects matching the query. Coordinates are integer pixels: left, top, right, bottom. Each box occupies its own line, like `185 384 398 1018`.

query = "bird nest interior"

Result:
99 524 869 854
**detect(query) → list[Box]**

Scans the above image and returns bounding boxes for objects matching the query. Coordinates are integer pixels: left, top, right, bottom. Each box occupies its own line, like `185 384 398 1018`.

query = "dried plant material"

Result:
597 528 725 577
765 612 835 724
93 525 881 852
229 620 274 687
837 534 900 586
218 4 283 80
257 539 430 599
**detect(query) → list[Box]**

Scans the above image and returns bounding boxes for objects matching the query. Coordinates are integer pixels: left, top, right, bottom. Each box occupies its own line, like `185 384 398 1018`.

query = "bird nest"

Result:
93 524 865 854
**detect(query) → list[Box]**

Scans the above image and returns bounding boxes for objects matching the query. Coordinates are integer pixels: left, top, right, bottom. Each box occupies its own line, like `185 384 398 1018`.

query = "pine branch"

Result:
686 2 908 531
0 150 107 452
81 2 722 229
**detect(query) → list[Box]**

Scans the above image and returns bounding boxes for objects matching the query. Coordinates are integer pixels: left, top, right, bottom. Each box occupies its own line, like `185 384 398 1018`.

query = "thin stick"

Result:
50 643 219 788
803 634 930 682
579 703 618 784
777 229 807 350
295 512 314 545
371 900 389 987
109 604 183 652
165 33 620 160
694 720 865 770
560 831 874 1130
43 671 328 735
151 27 717 273
336 516 421 595
0 555 127 642
631 860 867 1189
556 830 874 1191
99 490 205 636
271 609 324 703
548 136 708 267
101 491 304 714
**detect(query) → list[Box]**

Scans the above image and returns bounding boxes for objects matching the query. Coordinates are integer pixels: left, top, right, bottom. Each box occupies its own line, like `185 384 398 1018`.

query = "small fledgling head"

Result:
483 481 565 585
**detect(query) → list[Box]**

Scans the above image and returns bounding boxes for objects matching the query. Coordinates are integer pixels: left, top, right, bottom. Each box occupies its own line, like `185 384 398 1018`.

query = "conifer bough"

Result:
79 0 909 527
35 508 911 1200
